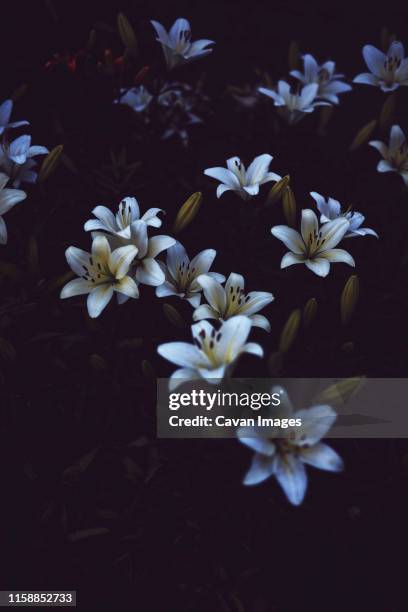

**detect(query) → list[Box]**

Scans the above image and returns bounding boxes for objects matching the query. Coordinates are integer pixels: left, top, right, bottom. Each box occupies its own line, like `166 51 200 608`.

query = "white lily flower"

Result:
290 54 352 104
96 220 175 290
155 241 225 307
0 99 29 136
151 18 214 70
60 235 139 318
0 157 37 188
157 81 206 146
204 154 281 200
0 172 27 244
0 135 48 187
193 272 274 332
2 135 48 165
369 124 408 186
115 86 153 112
84 197 163 239
310 191 378 238
271 208 355 277
157 315 263 390
258 81 328 124
353 41 408 92
238 386 343 506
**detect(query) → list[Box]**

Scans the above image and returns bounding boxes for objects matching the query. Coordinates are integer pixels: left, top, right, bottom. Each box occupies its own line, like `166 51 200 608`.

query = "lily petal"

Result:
148 235 176 258
322 248 355 266
295 404 337 445
150 19 170 45
216 183 234 198
169 367 200 391
245 154 273 185
0 216 7 244
238 291 274 316
300 209 319 243
281 252 305 268
158 341 201 368
169 18 191 46
109 245 138 277
271 226 304 254
193 303 219 321
301 442 343 472
305 258 330 277
166 241 189 279
389 124 406 153
377 160 394 173
273 454 308 506
319 217 349 249
115 275 139 298
65 246 91 276
243 454 276 485
362 44 385 77
225 272 245 296
215 315 252 362
87 284 114 318
243 342 264 357
136 257 165 286
368 140 388 157
189 248 216 276
204 166 241 188
0 187 26 215
353 72 378 86
196 274 226 313
238 429 276 456
60 278 91 298
250 314 271 332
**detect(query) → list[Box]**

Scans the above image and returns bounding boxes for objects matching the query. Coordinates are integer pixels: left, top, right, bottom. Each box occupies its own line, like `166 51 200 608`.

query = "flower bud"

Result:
117 12 138 55
303 297 318 328
279 308 301 353
266 175 290 205
282 186 296 226
173 192 202 233
350 120 377 151
341 274 359 325
38 145 64 183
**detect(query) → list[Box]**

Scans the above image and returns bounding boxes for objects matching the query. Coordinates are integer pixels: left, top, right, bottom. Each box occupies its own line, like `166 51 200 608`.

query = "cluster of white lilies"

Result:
115 19 408 185
115 18 214 144
4 18 406 505
0 99 48 244
204 153 378 276
60 195 275 376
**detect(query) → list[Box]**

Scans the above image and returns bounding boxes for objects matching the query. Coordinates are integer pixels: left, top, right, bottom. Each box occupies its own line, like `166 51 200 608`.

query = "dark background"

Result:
1 1 408 610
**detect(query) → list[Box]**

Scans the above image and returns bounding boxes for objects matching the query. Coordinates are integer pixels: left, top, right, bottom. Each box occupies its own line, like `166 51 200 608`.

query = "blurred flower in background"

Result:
0 135 48 187
353 41 408 91
0 99 29 135
290 54 352 104
157 82 206 146
115 86 153 113
238 386 343 506
369 124 408 185
258 81 328 124
310 191 378 238
151 17 214 70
